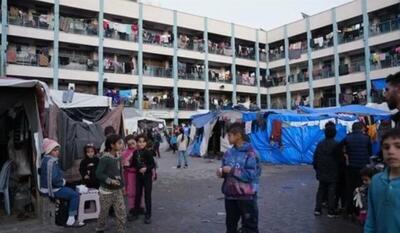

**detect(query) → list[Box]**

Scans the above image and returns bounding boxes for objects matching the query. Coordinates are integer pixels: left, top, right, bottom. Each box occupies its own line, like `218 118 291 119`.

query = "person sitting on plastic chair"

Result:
39 138 84 227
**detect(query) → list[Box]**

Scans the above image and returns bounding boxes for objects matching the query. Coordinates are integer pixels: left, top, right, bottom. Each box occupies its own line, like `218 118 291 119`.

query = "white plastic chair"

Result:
0 160 13 215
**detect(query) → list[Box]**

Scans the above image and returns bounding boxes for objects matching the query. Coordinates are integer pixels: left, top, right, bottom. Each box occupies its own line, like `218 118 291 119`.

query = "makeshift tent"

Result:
47 90 123 182
50 89 111 109
190 105 392 165
123 108 166 135
0 77 49 219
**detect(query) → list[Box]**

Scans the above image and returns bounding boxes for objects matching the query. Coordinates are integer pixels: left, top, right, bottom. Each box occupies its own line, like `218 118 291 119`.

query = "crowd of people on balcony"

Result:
209 69 231 83
236 44 255 60
178 34 204 52
237 71 256 86
178 63 204 80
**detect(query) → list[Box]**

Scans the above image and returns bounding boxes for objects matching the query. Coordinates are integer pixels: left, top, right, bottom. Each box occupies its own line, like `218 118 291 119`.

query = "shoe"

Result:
184 164 188 168
314 211 321 216
327 213 339 218
128 214 139 222
66 216 75 226
144 216 151 224
177 165 181 169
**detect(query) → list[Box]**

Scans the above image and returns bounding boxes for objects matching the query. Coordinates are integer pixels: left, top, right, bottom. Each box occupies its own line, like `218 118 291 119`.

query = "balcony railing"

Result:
370 18 400 36
178 37 204 53
313 69 335 80
288 73 309 83
59 16 98 36
338 27 363 44
178 72 204 81
143 29 172 47
60 56 98 72
371 54 400 71
178 100 202 111
269 52 285 62
8 52 53 67
237 74 256 86
9 12 53 30
143 67 172 78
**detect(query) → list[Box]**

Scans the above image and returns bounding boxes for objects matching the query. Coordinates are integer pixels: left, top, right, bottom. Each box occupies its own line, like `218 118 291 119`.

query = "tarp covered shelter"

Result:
0 77 49 218
122 108 166 135
189 105 392 165
47 90 123 177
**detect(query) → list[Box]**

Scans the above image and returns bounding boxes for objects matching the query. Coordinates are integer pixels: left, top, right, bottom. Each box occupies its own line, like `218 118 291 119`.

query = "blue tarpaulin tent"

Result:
189 105 391 165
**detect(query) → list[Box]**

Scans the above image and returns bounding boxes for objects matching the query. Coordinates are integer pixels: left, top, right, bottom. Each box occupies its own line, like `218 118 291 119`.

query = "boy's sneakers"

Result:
144 216 151 224
177 165 181 169
314 211 321 216
184 164 188 169
327 211 340 218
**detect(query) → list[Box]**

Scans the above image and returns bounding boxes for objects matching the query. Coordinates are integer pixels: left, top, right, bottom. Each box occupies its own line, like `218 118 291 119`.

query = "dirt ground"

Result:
1 147 363 233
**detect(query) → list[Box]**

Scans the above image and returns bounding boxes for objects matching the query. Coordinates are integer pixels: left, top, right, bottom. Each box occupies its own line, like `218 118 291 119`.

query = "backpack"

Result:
55 199 69 226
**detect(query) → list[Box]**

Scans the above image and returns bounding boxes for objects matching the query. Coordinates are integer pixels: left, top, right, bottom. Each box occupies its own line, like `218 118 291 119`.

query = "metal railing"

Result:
370 18 400 36
143 67 172 78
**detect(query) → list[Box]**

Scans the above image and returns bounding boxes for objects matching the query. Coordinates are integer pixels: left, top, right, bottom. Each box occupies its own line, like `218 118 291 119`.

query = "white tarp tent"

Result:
50 90 111 109
124 117 166 135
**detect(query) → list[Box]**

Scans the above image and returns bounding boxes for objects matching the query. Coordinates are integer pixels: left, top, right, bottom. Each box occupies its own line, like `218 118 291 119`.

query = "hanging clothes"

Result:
367 124 378 141
270 120 282 146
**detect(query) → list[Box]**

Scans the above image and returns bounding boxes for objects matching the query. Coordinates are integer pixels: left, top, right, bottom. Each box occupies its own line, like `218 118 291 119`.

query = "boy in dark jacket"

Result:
217 123 261 233
313 122 339 217
130 134 156 224
343 122 372 216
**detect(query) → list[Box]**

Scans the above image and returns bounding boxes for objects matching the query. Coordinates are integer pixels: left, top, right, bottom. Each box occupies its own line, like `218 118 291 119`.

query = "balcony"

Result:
208 41 233 57
178 35 204 53
143 29 172 47
7 45 52 68
103 19 138 42
236 72 256 87
370 18 400 37
269 52 285 62
371 54 400 71
59 16 98 36
313 68 335 80
8 7 53 30
236 45 255 61
143 66 172 78
338 27 363 44
288 72 308 84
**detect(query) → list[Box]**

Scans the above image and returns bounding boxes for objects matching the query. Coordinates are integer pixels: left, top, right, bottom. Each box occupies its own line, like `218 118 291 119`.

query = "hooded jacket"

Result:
39 155 65 196
313 138 340 182
221 142 261 200
79 156 100 189
365 168 400 233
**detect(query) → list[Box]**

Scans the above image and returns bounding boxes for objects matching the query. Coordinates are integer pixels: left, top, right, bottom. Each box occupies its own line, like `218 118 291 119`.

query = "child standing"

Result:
216 123 261 233
79 143 100 189
170 132 177 154
122 135 137 215
131 134 156 224
354 167 377 225
365 129 400 233
176 128 189 169
313 122 339 217
39 138 82 227
95 134 126 233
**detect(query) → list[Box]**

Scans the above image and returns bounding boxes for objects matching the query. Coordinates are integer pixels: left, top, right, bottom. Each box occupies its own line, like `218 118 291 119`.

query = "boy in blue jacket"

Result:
365 129 400 233
217 123 261 233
